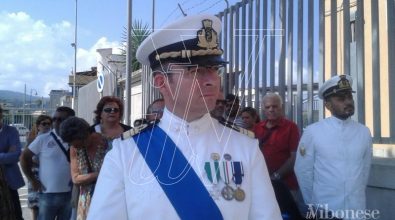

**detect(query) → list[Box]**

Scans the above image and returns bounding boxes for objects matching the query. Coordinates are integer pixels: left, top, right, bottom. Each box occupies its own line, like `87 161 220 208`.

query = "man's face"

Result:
147 100 165 121
241 112 256 129
262 97 283 121
225 99 239 117
213 99 226 115
52 111 70 134
325 92 355 120
162 64 221 118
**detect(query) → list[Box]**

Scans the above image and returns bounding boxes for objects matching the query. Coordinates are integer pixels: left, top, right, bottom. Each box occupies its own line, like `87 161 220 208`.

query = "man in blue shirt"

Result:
0 106 25 220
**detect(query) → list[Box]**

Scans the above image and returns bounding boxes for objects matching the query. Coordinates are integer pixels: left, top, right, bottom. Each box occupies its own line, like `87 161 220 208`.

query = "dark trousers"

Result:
9 187 24 220
271 180 305 220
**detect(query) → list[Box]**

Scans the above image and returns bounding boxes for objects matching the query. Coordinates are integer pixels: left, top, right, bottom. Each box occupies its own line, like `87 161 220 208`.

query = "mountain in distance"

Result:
0 90 48 108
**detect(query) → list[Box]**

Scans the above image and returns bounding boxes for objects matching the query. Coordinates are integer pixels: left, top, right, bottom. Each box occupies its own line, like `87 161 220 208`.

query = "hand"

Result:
31 179 45 192
90 172 99 180
270 172 281 180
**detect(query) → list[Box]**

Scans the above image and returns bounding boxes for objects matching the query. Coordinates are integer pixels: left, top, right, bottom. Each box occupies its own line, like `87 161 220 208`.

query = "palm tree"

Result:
121 20 152 71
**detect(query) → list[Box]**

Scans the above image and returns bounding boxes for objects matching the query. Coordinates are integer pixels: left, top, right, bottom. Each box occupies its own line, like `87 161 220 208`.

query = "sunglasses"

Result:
103 107 120 114
40 122 51 126
52 117 66 122
150 108 164 114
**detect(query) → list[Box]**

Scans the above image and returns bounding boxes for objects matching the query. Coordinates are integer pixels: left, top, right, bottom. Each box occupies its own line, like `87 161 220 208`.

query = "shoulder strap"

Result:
218 118 255 138
133 125 223 220
50 131 70 163
258 127 276 146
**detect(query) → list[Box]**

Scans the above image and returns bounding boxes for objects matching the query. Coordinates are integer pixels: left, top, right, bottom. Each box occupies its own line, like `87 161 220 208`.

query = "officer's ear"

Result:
152 71 166 89
153 71 174 99
324 97 333 111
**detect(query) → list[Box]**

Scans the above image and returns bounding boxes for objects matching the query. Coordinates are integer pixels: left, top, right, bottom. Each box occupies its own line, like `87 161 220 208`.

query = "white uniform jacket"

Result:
88 109 281 220
294 116 372 219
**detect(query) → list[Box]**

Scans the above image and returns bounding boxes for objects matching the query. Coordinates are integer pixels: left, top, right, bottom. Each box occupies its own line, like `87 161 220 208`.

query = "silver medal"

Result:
223 153 232 161
221 185 235 200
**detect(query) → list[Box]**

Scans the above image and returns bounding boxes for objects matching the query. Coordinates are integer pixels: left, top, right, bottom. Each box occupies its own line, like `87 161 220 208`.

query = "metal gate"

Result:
140 0 395 144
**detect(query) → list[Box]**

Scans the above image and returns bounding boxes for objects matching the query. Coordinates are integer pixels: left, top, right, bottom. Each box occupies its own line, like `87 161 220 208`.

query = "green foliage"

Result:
120 20 152 71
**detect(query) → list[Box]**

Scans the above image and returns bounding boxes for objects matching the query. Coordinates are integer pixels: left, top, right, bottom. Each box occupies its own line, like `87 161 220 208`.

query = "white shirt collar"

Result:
328 116 352 127
160 108 212 135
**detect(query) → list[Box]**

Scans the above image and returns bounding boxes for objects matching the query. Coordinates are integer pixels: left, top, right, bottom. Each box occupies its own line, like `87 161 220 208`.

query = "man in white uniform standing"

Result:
294 75 372 220
88 14 281 220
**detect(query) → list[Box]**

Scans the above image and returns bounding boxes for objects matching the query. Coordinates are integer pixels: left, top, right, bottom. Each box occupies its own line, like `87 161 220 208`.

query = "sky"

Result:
0 0 239 97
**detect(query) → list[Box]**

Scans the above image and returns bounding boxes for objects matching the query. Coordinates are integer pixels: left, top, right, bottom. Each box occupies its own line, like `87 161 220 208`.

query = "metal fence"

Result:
3 109 34 129
1 108 48 144
2 108 53 129
140 0 395 144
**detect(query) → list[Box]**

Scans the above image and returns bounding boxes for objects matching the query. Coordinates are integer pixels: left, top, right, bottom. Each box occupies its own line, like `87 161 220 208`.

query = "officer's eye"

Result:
186 65 224 76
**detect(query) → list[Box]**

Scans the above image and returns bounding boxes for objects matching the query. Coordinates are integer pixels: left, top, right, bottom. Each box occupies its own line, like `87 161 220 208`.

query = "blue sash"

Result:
133 125 223 220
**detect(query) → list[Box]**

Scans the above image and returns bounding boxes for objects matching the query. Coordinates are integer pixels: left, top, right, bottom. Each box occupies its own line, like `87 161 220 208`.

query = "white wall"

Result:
130 83 143 125
77 70 117 124
77 47 143 127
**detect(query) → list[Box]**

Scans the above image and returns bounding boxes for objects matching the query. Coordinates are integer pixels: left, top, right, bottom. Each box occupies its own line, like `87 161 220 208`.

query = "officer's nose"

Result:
200 70 219 87
344 96 354 106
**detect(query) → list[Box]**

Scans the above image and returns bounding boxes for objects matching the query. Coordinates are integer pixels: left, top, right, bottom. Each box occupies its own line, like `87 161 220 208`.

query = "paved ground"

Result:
18 138 33 220
19 174 33 220
18 181 32 220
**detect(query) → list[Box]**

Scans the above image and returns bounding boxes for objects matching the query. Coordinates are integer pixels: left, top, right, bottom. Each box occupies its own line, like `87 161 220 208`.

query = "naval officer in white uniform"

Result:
294 75 372 220
87 14 281 220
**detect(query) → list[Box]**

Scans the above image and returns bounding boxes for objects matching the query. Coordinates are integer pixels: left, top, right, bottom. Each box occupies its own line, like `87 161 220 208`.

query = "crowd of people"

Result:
0 13 373 220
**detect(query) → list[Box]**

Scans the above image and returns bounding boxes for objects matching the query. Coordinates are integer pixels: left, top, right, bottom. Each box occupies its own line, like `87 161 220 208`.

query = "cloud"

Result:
77 37 122 71
0 11 120 97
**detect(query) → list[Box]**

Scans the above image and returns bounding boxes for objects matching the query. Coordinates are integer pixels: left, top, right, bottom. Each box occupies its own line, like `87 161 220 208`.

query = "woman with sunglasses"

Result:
91 96 131 150
24 115 52 220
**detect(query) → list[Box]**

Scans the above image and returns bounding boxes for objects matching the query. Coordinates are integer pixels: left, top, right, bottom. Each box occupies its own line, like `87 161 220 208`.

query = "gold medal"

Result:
211 153 220 161
234 187 245 201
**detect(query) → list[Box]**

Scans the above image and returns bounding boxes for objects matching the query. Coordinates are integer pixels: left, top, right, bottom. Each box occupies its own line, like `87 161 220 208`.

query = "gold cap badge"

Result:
197 19 218 49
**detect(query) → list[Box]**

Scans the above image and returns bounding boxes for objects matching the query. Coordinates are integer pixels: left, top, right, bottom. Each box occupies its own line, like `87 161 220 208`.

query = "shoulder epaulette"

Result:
121 120 160 140
121 124 149 140
218 119 255 139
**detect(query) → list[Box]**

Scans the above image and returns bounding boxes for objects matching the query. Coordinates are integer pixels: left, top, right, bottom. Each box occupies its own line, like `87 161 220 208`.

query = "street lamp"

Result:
125 0 133 125
30 88 38 109
71 0 78 111
23 84 26 125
